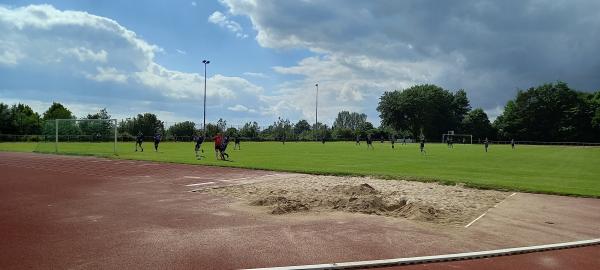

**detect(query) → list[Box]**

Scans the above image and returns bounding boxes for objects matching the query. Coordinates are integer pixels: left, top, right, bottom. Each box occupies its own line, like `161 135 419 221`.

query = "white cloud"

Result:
243 72 268 78
175 49 187 55
0 4 266 123
220 0 600 123
85 66 128 83
208 11 248 39
61 47 107 63
191 2 197 7
228 104 257 113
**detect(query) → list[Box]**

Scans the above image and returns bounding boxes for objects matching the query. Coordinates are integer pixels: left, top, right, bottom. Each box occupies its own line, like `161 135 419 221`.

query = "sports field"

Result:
1 141 599 197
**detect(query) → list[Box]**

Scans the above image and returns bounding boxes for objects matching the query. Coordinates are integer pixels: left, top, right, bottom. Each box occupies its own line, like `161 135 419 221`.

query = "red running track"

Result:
1 152 599 270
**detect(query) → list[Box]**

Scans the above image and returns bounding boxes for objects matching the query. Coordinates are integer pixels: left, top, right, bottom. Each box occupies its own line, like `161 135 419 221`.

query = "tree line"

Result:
2 81 599 142
377 82 600 142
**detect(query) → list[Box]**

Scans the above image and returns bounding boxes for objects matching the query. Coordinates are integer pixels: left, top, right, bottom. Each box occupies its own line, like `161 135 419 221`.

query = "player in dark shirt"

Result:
220 136 230 160
355 135 360 145
194 135 204 159
153 133 161 152
484 138 489 152
366 134 374 149
135 132 144 152
391 134 395 149
447 136 453 148
511 139 515 149
322 136 326 144
420 138 426 154
234 136 241 150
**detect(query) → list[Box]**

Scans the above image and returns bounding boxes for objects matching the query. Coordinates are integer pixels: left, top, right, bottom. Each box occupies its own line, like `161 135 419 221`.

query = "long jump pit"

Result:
0 152 599 270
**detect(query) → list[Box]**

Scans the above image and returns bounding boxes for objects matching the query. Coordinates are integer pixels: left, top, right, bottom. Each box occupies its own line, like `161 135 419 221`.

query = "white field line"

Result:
183 176 203 179
219 173 284 183
185 182 215 187
245 238 600 270
465 192 517 228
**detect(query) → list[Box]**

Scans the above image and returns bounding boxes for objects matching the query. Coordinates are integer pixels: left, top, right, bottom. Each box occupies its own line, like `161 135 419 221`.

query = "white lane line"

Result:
219 173 284 183
185 182 215 187
244 239 600 270
465 212 488 228
465 192 517 228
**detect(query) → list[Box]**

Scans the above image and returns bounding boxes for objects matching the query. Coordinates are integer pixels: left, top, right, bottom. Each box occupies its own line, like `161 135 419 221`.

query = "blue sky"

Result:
1 0 600 127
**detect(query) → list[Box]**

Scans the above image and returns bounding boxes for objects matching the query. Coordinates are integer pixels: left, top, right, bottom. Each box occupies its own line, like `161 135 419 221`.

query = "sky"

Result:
1 0 600 127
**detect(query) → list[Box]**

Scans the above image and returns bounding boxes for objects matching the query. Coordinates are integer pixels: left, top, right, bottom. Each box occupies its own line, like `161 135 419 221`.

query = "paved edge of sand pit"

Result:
245 238 600 270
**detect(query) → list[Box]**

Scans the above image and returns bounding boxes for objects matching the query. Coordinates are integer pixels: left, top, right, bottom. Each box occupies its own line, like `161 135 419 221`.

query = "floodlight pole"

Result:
114 119 117 154
55 119 58 153
202 59 210 138
315 83 318 141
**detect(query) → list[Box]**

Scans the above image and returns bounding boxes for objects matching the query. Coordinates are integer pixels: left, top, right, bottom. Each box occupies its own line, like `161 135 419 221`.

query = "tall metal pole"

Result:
202 60 210 138
315 83 318 141
55 119 58 153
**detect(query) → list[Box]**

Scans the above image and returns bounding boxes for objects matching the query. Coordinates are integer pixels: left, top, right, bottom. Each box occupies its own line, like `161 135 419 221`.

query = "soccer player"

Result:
213 133 222 160
447 136 453 148
420 138 426 154
194 134 204 159
380 136 384 144
511 139 515 149
234 136 241 150
391 135 395 149
220 136 230 160
322 136 326 144
366 134 374 149
355 135 361 145
484 137 489 152
153 133 161 152
135 132 144 152
402 137 407 145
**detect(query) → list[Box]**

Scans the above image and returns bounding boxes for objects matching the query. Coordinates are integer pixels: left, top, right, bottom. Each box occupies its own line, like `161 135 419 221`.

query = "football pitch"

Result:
1 141 599 197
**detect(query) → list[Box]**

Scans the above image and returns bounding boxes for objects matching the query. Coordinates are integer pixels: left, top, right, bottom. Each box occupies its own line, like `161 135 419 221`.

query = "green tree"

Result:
378 84 467 140
240 121 259 139
494 82 594 141
8 104 42 135
79 108 113 139
294 119 311 135
166 121 196 139
0 103 11 134
462 108 494 140
118 113 164 137
43 102 75 120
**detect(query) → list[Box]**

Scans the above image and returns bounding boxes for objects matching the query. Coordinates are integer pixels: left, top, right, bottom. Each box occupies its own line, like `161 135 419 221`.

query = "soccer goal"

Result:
35 119 118 155
442 131 472 144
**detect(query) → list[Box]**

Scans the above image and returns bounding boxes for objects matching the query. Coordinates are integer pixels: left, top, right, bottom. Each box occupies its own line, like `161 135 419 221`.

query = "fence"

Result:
2 133 599 146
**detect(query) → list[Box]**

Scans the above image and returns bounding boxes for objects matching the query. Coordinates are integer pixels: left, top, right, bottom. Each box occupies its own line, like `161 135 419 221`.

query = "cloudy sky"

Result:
1 0 599 126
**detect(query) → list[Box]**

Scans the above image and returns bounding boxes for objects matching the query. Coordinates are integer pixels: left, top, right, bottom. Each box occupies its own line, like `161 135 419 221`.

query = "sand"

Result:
203 174 510 226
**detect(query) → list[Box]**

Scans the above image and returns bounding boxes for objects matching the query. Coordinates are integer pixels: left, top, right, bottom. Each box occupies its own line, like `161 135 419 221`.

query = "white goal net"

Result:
442 132 473 144
34 119 118 155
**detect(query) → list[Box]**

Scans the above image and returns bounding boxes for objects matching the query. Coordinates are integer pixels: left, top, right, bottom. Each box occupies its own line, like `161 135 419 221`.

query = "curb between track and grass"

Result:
244 238 600 270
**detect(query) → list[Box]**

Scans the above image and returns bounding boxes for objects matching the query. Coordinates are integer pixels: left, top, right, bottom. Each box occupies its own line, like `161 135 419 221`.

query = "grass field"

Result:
1 141 599 197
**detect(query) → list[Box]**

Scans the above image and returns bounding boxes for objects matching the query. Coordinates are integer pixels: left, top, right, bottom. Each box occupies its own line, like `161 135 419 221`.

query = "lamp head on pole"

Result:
315 83 318 87
202 60 210 64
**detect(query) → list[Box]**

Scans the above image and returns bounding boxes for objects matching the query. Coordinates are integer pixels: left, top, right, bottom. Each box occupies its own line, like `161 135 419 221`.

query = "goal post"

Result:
442 133 472 144
46 118 118 155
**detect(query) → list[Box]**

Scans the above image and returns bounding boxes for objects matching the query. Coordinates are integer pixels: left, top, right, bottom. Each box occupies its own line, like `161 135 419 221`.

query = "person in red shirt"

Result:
213 133 222 160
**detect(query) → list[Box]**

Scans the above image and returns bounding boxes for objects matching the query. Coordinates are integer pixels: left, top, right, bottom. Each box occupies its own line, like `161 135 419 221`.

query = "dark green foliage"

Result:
166 121 196 138
494 82 598 141
462 108 494 140
118 113 164 137
377 84 470 140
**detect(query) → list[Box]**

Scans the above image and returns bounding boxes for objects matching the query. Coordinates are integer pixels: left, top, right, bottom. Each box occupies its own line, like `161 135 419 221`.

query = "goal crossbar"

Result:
55 119 118 154
442 133 472 144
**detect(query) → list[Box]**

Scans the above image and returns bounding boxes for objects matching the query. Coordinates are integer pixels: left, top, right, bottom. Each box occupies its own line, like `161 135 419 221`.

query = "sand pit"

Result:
204 174 510 225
